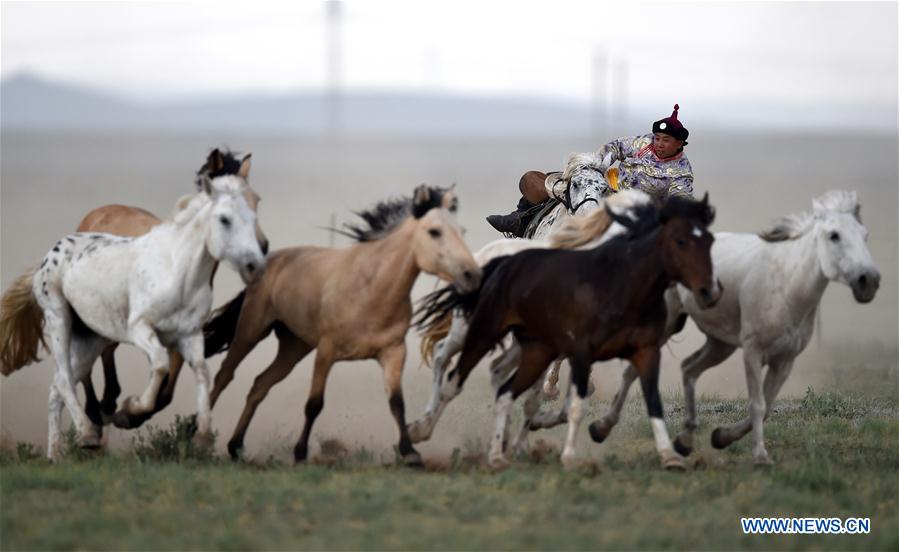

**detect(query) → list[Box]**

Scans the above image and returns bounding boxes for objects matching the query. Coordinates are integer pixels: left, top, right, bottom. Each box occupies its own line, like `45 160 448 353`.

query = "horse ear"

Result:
238 153 252 179
441 185 458 211
207 148 225 173
413 185 431 206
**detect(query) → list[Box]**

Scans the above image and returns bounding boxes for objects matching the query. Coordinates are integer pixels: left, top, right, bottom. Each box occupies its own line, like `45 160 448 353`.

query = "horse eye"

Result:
219 216 232 228
428 228 442 239
676 238 686 247
829 231 840 242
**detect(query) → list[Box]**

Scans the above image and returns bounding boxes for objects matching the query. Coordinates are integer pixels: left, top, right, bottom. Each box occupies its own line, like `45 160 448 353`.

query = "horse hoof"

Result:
293 445 309 464
79 432 102 450
406 421 429 444
662 454 687 472
111 410 138 430
487 454 510 471
753 454 774 467
588 420 612 443
561 452 579 470
403 451 424 468
710 427 730 450
227 440 244 461
673 435 694 457
192 431 214 451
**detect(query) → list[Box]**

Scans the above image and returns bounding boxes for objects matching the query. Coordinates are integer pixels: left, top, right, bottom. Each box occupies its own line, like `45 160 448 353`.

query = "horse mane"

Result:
195 148 244 188
339 186 447 243
759 190 859 242
548 189 653 249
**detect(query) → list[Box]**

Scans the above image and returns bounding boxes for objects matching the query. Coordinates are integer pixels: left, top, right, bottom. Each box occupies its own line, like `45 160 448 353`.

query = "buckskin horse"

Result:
202 185 480 466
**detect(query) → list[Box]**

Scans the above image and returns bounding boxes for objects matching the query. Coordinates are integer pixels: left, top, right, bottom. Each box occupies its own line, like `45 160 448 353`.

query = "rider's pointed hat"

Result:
652 104 689 143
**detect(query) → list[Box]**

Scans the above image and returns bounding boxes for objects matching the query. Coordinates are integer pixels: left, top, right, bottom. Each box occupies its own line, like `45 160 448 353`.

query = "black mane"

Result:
340 186 448 243
195 148 244 188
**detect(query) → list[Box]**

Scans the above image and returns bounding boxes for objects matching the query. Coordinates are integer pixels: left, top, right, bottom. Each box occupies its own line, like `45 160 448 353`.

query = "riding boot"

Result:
487 197 536 236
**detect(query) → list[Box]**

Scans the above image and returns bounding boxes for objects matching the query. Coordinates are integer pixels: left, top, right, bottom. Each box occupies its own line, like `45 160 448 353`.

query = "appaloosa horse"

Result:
0 163 267 460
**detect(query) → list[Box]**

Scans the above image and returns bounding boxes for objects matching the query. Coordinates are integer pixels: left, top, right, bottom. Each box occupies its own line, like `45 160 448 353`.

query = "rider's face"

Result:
653 133 684 158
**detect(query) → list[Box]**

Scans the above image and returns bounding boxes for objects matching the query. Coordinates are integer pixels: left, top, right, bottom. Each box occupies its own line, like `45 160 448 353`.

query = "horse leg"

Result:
672 337 736 456
712 354 794 465
40 295 96 459
117 350 185 429
510 377 545 459
99 345 121 418
113 320 169 424
408 316 506 444
632 346 684 470
560 354 593 468
69 333 108 447
488 341 555 468
175 333 215 449
227 331 311 459
488 342 521 450
422 315 466 421
710 348 768 462
294 341 336 463
542 359 563 400
587 363 638 442
47 383 65 460
83 378 103 435
209 295 274 408
378 343 423 467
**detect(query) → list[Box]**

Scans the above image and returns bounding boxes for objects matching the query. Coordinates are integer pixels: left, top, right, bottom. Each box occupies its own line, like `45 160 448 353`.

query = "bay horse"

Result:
590 190 880 464
0 166 267 460
202 185 480 465
417 194 720 469
409 189 655 447
74 149 269 434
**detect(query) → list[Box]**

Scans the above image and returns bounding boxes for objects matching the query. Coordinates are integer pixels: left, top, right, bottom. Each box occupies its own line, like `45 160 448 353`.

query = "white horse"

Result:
588 190 880 465
0 160 267 460
408 189 653 448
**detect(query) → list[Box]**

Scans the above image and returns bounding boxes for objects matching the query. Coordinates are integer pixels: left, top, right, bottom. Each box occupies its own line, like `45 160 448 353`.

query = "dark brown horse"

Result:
416 194 720 469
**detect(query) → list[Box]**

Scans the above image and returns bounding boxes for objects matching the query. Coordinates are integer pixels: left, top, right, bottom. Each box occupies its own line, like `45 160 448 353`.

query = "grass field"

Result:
1 389 897 551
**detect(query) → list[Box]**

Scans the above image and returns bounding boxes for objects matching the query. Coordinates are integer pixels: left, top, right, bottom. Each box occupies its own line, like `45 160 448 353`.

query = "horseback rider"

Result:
487 104 694 236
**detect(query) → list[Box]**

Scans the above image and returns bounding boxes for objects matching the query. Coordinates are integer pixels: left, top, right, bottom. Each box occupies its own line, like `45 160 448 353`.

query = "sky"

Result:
1 1 897 129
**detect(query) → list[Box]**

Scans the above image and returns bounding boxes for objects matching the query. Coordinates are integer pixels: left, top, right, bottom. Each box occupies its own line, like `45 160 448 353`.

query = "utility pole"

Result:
325 1 343 136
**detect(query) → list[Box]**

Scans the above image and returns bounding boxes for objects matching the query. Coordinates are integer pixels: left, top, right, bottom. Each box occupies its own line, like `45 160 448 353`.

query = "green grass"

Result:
2 391 897 551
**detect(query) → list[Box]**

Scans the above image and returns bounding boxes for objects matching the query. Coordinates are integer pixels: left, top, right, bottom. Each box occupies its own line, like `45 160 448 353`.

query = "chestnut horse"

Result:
202 185 480 465
417 195 720 469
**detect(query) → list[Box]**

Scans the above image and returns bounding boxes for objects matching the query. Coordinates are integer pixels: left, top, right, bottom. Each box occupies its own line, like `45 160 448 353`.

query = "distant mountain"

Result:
0 74 594 135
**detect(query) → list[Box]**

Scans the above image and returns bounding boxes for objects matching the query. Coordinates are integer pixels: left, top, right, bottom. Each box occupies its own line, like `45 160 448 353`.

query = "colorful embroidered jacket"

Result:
597 134 693 199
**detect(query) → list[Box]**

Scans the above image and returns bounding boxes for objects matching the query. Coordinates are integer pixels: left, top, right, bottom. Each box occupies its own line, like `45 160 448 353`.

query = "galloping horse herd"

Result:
0 149 881 470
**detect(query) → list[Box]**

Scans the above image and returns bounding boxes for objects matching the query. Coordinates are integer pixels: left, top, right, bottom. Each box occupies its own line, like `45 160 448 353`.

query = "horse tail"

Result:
414 255 510 335
418 312 452 367
0 267 45 376
203 291 246 357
